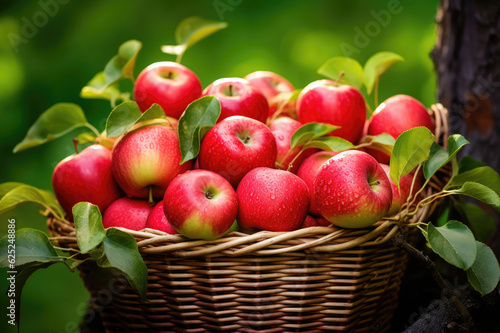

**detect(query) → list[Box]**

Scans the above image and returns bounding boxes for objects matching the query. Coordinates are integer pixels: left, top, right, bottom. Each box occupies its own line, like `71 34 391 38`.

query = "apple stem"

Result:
148 186 154 206
333 71 345 86
392 233 474 331
368 180 380 187
72 138 79 154
286 147 306 172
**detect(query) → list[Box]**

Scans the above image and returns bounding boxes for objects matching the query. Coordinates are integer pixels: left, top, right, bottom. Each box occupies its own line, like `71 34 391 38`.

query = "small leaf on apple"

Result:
304 136 355 152
358 133 395 155
106 102 167 138
76 132 97 145
178 96 221 164
73 202 106 254
447 182 500 212
103 39 142 85
101 228 148 302
447 166 500 196
389 126 435 186
453 201 496 242
317 56 364 89
364 51 404 94
80 71 130 106
13 103 89 153
459 155 486 173
466 241 500 296
0 184 65 219
427 220 476 270
290 122 340 149
162 17 227 62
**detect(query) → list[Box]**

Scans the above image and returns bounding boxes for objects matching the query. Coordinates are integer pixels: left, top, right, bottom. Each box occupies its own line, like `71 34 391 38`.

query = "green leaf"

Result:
390 127 435 186
13 103 88 153
466 241 500 296
437 205 450 227
448 182 500 212
80 71 128 105
454 201 496 243
423 143 449 180
103 40 142 85
304 136 356 152
101 228 147 302
73 202 106 254
290 123 340 149
0 184 65 219
317 57 364 89
459 155 486 173
0 228 62 267
448 166 500 196
358 133 395 155
0 182 24 198
76 132 97 145
105 101 142 137
178 96 221 164
363 51 404 94
162 17 227 59
428 220 476 270
105 101 167 138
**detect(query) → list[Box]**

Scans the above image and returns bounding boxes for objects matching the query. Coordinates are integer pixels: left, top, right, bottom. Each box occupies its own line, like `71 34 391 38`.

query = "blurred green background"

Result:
0 0 438 331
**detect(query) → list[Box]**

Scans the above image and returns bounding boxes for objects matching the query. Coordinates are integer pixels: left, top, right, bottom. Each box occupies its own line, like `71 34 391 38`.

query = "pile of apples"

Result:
52 61 434 240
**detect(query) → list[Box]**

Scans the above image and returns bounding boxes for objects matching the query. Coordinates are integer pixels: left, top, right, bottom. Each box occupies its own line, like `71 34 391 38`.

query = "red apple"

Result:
315 150 392 228
102 197 153 230
134 61 202 118
269 117 316 173
203 78 268 123
379 164 423 216
244 71 296 119
198 116 277 187
296 151 338 215
146 201 177 234
237 167 310 231
366 95 435 163
163 170 238 240
111 123 192 199
297 80 366 143
52 144 123 219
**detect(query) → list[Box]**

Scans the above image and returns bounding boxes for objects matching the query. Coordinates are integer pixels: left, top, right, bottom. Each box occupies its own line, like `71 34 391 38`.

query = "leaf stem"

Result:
392 233 474 331
176 51 184 64
286 147 306 172
84 123 101 137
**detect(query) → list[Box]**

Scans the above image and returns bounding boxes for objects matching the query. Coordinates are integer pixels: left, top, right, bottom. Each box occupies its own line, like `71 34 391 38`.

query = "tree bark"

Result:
432 0 500 254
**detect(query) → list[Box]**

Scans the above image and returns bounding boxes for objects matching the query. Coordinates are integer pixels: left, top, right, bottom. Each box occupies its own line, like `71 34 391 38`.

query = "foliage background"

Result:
0 0 438 331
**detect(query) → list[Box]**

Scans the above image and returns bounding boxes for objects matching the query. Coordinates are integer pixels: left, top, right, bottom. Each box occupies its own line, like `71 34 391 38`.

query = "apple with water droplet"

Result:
315 150 392 228
297 80 366 143
134 61 202 119
111 122 192 199
103 197 153 230
198 116 277 187
163 170 238 240
380 164 423 216
203 78 268 123
146 201 178 234
237 167 310 231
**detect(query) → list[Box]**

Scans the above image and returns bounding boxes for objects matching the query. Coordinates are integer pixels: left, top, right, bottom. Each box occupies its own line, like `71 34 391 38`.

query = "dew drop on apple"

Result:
270 194 275 200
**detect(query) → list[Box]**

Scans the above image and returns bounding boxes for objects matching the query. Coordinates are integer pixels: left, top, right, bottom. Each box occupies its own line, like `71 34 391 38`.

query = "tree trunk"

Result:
432 0 500 254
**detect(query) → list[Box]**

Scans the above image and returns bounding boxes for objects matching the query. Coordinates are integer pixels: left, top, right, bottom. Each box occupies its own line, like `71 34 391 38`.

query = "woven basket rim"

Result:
47 104 449 258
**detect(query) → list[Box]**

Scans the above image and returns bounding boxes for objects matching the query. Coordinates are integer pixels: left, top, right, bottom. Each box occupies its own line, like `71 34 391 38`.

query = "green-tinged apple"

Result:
163 170 238 240
315 150 392 228
296 151 338 215
198 116 277 187
269 117 316 173
102 197 153 230
297 80 366 143
146 201 177 234
134 61 202 118
244 71 296 119
52 144 123 219
379 164 423 216
111 123 192 199
203 78 268 123
237 167 310 231
366 94 435 163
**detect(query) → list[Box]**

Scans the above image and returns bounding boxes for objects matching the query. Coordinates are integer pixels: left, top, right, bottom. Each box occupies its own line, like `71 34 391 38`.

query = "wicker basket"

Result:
48 105 450 332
